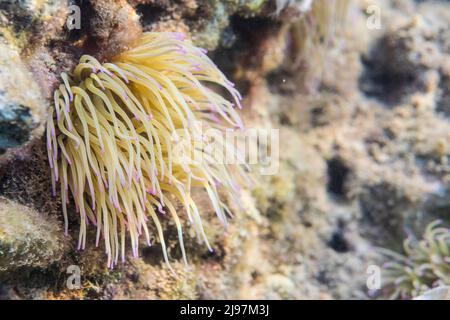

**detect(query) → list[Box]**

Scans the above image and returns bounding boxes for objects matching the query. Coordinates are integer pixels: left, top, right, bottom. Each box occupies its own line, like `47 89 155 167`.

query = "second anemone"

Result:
47 32 248 270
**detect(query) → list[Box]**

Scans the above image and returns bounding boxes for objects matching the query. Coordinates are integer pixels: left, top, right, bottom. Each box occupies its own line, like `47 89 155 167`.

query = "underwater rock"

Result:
0 197 65 272
361 4 450 106
0 0 447 301
274 0 313 12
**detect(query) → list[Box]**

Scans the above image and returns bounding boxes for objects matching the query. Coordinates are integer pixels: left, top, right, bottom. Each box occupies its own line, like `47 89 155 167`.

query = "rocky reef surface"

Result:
0 0 449 299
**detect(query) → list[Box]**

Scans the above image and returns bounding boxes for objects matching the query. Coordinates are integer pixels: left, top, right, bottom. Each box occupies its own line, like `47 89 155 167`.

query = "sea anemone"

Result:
380 220 450 299
47 32 248 270
285 0 350 90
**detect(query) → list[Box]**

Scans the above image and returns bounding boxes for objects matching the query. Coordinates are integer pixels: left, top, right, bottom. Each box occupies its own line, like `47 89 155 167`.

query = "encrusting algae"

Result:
47 32 249 271
381 220 450 299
